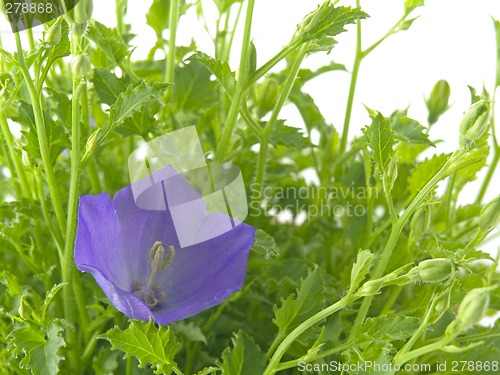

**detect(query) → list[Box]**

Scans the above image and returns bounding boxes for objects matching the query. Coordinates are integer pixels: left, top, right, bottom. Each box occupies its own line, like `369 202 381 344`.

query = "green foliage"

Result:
0 0 499 374
218 331 265 375
99 319 179 374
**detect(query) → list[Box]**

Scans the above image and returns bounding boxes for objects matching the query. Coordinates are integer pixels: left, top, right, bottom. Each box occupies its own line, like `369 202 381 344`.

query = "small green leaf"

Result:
0 270 22 296
349 250 375 294
99 319 179 375
251 229 279 260
92 69 131 105
390 110 434 146
408 153 450 195
110 81 169 129
40 283 66 323
88 21 129 66
172 322 206 344
146 0 188 38
366 113 396 175
190 52 236 95
274 268 324 335
270 121 311 149
218 331 265 375
302 4 368 41
8 321 66 375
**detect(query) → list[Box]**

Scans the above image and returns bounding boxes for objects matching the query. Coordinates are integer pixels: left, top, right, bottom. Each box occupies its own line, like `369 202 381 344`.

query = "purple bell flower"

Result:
74 168 255 325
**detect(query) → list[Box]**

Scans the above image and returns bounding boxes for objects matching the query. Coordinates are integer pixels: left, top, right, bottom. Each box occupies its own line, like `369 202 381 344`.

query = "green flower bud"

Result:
21 151 33 168
71 22 88 40
479 195 500 232
73 0 93 24
357 278 384 296
410 205 431 242
426 80 450 125
254 78 279 116
45 20 62 46
450 287 492 333
86 128 100 153
417 258 453 284
459 100 490 146
71 54 91 78
383 156 398 192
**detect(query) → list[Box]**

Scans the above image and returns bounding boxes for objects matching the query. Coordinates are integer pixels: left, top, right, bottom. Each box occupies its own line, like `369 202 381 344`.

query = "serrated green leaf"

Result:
408 153 450 195
303 4 368 41
8 321 66 375
88 21 129 66
274 268 324 335
110 81 169 128
92 347 120 374
0 270 22 296
218 331 265 375
390 110 434 146
40 283 66 323
366 113 396 175
173 60 217 112
251 229 279 260
349 250 375 293
92 69 131 105
99 319 179 375
270 121 311 149
190 51 236 95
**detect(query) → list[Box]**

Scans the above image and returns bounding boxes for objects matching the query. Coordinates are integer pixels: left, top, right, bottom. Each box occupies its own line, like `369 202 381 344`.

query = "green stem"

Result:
165 0 179 83
14 32 67 234
393 336 452 366
348 150 463 340
0 113 31 196
247 38 302 87
476 145 499 203
339 0 362 154
254 43 309 200
215 0 255 161
263 295 353 375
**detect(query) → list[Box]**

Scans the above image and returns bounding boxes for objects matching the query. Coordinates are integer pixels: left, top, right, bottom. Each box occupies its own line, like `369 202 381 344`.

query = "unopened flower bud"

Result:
85 129 100 153
385 156 398 190
300 6 323 35
73 0 93 24
357 278 384 296
426 80 450 125
479 195 500 232
45 20 62 46
410 205 431 242
71 54 91 78
448 287 492 334
459 100 490 146
417 258 453 284
254 78 279 116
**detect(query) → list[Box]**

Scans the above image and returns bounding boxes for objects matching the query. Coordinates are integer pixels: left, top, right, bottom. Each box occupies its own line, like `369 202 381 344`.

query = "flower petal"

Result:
75 193 131 289
152 221 255 325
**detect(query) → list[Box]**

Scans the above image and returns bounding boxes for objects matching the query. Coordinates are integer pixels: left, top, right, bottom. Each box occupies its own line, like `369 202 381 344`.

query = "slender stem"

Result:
254 43 309 201
263 295 353 375
14 32 67 234
0 113 31 196
248 38 302 87
215 0 255 161
165 0 179 83
339 0 362 154
393 336 452 366
476 146 499 203
348 151 463 340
